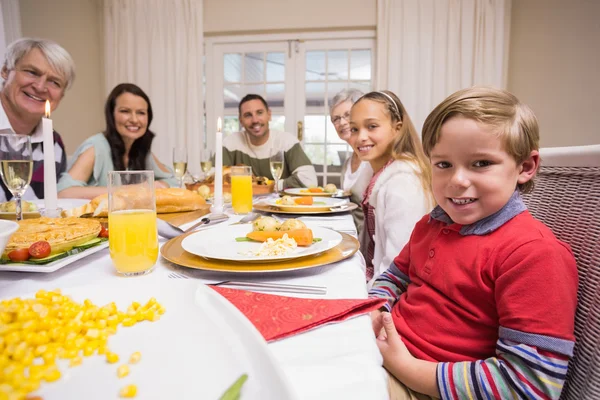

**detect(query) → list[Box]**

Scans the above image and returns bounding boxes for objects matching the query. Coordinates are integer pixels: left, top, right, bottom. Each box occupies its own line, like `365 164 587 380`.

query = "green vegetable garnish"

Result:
219 374 248 400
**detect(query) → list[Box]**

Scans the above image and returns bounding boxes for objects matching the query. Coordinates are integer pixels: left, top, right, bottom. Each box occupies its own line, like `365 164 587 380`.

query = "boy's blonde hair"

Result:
422 86 540 193
354 90 434 204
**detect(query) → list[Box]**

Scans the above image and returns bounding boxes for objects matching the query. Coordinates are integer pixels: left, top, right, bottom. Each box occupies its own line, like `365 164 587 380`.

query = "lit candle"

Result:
211 117 224 213
43 100 59 216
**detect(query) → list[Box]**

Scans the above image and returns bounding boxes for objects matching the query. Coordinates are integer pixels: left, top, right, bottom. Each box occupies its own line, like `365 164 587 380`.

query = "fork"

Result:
167 272 327 295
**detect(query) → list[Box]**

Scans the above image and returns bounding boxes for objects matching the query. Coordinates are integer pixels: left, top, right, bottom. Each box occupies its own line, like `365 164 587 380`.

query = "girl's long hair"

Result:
103 83 154 171
355 91 434 206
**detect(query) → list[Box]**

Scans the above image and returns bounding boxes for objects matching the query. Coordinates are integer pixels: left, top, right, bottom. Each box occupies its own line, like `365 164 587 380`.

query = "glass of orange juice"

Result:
230 166 253 215
108 171 158 276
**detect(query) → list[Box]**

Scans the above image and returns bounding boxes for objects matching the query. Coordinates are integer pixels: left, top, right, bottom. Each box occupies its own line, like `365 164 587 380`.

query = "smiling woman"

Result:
57 83 178 199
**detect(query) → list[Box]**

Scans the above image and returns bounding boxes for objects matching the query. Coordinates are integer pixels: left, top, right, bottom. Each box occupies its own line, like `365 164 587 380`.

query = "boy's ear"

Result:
517 150 540 185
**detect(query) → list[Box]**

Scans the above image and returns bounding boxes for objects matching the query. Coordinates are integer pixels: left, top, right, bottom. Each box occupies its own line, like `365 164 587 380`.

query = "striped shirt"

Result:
0 104 67 201
369 192 578 399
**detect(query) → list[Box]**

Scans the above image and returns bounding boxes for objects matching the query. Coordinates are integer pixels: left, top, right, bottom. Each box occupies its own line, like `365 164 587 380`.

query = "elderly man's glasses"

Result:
331 112 350 126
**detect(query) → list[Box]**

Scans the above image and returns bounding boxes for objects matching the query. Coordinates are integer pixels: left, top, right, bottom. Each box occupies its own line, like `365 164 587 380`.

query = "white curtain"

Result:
376 0 511 132
0 0 22 58
103 0 204 174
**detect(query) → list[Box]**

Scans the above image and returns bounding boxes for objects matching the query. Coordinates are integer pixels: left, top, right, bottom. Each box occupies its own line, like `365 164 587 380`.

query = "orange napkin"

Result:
211 286 386 342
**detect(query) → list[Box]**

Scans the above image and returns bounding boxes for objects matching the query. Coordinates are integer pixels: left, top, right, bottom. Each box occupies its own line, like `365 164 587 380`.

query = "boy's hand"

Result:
376 312 414 371
370 309 383 337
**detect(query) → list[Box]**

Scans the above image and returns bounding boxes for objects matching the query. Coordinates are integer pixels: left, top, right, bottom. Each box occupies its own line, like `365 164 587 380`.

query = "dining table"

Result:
0 196 388 400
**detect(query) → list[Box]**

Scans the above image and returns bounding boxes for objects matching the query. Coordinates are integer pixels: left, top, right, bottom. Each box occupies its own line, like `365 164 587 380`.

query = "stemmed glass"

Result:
172 147 188 188
200 148 214 181
269 149 284 195
0 134 33 220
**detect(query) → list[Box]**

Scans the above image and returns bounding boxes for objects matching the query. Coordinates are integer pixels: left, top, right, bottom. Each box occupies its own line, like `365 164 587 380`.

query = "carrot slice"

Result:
308 187 324 193
294 196 314 205
246 228 314 246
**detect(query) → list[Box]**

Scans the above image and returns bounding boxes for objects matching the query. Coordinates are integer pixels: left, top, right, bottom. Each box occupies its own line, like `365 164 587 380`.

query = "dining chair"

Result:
521 144 600 400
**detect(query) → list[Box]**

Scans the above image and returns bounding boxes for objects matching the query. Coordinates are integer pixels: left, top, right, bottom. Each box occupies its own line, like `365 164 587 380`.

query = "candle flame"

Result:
217 117 222 132
45 100 51 118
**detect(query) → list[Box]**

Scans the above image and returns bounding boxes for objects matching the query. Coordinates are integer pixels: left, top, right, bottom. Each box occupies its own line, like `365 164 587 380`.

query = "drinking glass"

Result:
269 149 284 195
172 147 188 188
200 148 214 180
0 134 33 221
230 166 253 214
108 171 158 276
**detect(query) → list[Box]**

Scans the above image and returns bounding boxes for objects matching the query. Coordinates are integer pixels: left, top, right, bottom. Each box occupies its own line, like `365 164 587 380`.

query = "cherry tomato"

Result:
8 248 30 262
29 241 52 259
99 226 109 238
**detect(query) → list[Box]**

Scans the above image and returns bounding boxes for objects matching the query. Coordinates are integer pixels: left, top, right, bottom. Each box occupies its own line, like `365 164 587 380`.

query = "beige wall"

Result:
19 0 105 155
507 0 600 147
203 0 376 34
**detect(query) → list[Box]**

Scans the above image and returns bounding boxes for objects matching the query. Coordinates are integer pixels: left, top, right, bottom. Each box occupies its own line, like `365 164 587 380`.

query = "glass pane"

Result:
328 50 348 80
266 83 285 108
241 84 264 99
304 115 326 143
327 81 348 111
349 81 372 95
306 82 325 108
304 144 326 165
266 52 285 82
244 52 264 82
306 51 325 81
327 118 347 144
350 50 371 80
269 115 285 132
224 53 241 83
224 116 240 133
326 144 351 166
224 84 242 111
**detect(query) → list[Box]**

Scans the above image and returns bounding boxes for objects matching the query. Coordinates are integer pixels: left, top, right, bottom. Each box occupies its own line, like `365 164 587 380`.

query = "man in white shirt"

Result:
0 38 75 202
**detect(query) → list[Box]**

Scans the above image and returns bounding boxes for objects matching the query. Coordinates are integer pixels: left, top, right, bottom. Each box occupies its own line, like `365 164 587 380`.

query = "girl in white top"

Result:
330 89 373 234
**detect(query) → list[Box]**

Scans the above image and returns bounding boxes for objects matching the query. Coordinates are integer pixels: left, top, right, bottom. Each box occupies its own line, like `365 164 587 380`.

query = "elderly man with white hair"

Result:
0 37 76 202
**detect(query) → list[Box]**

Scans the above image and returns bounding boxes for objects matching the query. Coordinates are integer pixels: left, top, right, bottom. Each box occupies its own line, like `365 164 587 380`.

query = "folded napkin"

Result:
211 286 386 342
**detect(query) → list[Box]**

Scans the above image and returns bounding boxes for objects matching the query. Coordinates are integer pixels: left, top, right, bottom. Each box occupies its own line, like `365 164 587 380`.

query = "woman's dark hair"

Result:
103 83 154 171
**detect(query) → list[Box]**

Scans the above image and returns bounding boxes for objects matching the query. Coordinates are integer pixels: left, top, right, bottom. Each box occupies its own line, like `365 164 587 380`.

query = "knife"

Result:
183 213 229 233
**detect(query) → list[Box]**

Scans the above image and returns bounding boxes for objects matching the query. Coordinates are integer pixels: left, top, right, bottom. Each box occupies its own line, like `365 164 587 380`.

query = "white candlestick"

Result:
211 117 224 213
43 100 59 216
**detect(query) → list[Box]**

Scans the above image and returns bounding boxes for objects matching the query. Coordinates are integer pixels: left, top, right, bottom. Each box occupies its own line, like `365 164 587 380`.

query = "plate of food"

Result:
283 184 349 198
181 217 342 263
265 195 349 212
0 216 109 272
0 280 296 399
0 199 91 220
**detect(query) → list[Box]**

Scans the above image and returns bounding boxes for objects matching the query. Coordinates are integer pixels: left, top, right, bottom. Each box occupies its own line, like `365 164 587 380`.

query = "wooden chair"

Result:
521 144 600 400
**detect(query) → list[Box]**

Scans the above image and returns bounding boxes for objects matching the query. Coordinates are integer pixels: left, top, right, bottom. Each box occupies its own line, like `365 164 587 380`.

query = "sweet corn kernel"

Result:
106 352 119 364
117 364 130 378
128 352 141 364
119 384 137 398
69 356 83 367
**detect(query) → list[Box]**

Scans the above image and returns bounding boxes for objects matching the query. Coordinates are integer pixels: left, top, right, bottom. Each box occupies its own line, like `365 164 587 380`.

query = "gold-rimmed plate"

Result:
160 230 359 273
253 202 358 215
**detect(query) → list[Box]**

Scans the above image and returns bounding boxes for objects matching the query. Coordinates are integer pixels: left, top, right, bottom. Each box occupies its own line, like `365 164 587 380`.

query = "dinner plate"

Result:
4 280 296 399
254 201 358 215
0 242 109 273
161 230 359 273
267 196 348 212
282 188 350 197
0 198 90 220
181 225 342 263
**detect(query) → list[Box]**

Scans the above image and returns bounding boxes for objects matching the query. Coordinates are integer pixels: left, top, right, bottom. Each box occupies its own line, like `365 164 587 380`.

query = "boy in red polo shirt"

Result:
369 87 578 400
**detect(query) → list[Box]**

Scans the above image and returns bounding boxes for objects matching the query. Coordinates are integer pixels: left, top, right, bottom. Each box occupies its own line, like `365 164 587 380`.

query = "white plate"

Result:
282 187 342 197
0 242 109 273
0 198 90 218
181 225 343 262
267 196 348 212
5 280 296 400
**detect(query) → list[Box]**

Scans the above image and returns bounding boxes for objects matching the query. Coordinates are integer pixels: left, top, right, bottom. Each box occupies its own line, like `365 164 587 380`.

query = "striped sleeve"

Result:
437 327 573 400
368 261 410 312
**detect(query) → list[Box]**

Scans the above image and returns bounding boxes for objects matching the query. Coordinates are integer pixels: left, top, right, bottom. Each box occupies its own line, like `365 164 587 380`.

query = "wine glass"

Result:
0 134 33 221
172 147 188 188
200 148 214 181
269 148 284 195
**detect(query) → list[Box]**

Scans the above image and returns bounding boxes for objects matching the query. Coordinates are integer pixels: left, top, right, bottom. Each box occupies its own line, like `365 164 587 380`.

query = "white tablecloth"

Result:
0 209 387 400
